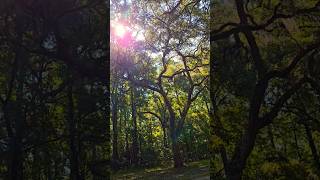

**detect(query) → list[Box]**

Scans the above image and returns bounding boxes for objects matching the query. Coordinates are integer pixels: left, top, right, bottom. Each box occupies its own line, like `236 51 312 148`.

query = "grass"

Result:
111 160 210 180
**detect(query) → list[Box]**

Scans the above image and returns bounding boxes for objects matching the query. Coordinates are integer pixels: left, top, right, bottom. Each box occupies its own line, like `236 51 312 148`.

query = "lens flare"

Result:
114 23 126 38
111 20 143 47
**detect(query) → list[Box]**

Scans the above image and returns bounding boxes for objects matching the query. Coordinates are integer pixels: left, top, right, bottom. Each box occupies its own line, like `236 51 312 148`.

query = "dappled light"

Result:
110 0 210 179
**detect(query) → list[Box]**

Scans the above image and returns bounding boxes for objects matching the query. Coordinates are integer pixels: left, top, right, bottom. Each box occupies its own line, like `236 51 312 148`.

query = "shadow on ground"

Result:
112 160 210 180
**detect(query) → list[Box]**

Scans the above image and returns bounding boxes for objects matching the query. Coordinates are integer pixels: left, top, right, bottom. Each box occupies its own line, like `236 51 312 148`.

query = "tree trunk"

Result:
172 138 184 168
111 86 119 165
130 86 139 165
169 114 184 168
5 46 25 179
225 125 259 180
7 3 27 178
163 126 168 148
92 145 98 180
124 110 130 163
67 75 81 180
31 149 39 180
304 123 320 173
8 55 25 180
8 138 23 180
293 123 302 160
166 102 184 168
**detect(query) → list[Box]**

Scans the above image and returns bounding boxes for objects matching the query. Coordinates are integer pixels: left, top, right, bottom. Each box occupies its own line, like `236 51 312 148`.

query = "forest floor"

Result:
111 160 210 180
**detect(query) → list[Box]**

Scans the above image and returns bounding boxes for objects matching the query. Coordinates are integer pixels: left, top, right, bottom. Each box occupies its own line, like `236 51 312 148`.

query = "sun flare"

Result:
113 23 127 38
111 20 144 47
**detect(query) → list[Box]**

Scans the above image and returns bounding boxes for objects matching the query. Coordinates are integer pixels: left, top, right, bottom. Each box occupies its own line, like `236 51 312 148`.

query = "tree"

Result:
210 0 320 178
110 0 210 169
124 0 209 168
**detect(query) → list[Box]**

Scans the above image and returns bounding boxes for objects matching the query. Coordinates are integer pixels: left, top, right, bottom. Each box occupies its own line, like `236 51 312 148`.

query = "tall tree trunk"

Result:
7 54 25 180
161 112 168 148
163 125 168 148
8 136 23 180
304 123 320 173
92 145 98 180
31 149 39 180
125 132 130 164
111 86 119 165
66 74 81 180
46 150 53 180
8 2 26 178
166 99 184 168
171 135 184 168
225 125 259 180
130 86 139 165
293 123 302 160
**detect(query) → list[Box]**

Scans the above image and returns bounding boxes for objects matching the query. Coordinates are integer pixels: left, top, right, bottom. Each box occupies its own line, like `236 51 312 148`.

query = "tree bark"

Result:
111 84 119 165
163 125 168 148
8 2 26 178
66 74 81 180
130 86 139 165
8 137 23 180
293 123 302 160
225 126 259 180
172 137 184 168
304 123 320 173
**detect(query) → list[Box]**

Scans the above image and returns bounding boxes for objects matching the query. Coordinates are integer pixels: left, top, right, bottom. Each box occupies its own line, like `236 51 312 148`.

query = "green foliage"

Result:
259 160 316 180
110 0 210 171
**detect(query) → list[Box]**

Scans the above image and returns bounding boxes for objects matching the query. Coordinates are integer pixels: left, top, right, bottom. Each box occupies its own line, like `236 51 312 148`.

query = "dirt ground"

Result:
111 160 210 180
